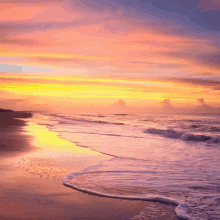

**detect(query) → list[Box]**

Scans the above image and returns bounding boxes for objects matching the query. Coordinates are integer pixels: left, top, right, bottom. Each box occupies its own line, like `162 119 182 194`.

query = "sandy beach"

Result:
0 112 179 220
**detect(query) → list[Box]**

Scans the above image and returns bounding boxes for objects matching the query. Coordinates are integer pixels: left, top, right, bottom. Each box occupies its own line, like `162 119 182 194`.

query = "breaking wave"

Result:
143 128 220 143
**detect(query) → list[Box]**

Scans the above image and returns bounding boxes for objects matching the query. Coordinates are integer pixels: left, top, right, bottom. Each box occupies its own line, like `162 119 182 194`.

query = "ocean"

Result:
34 112 220 220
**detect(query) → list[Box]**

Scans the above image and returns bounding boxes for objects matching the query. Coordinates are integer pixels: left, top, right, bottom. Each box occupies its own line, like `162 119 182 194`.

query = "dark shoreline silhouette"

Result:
0 108 32 117
0 108 34 157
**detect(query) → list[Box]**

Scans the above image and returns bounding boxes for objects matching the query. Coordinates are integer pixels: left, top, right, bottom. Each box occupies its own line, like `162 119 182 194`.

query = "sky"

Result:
0 0 220 113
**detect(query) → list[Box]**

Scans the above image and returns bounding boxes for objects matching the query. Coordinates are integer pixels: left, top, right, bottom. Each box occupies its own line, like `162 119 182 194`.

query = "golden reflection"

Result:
25 118 99 155
6 116 110 187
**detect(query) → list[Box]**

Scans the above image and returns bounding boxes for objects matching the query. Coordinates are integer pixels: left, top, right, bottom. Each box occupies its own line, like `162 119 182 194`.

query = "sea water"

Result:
36 112 220 220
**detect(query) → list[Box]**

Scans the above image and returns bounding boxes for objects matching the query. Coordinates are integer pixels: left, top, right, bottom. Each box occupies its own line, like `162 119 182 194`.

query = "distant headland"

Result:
0 108 14 112
0 108 32 118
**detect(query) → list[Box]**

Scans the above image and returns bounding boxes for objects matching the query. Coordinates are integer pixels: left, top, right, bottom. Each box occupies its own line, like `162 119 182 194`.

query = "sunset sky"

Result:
0 0 220 113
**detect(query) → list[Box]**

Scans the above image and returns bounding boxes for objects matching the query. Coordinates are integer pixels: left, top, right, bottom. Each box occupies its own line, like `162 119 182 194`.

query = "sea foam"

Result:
64 171 220 220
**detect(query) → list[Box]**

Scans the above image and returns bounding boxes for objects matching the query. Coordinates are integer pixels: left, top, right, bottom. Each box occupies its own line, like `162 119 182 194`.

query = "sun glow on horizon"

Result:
0 0 219 113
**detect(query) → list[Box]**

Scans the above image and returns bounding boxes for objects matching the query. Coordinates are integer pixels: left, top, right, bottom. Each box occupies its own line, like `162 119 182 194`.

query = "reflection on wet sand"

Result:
12 119 110 185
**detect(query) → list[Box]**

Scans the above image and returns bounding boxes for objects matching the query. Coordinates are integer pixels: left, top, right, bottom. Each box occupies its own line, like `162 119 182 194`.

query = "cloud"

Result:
147 0 220 32
197 72 212 76
0 0 61 4
197 98 205 105
159 99 174 113
68 0 220 33
0 38 58 47
27 57 75 64
0 21 70 35
194 97 220 113
0 0 220 86
195 52 220 69
0 64 54 73
0 98 30 110
129 61 186 69
113 99 126 109
0 13 115 37
27 57 102 67
2 0 219 39
160 50 220 71
0 89 8 95
0 56 24 62
0 64 22 73
1 0 220 46
160 99 174 113
198 0 220 11
0 39 39 46
164 78 220 89
160 99 173 108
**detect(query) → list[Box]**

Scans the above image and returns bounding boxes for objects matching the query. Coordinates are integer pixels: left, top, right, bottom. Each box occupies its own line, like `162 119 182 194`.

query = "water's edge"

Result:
63 173 190 220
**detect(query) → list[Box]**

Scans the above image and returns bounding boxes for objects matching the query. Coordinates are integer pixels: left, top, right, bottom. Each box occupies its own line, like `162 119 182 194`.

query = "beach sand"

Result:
0 112 179 220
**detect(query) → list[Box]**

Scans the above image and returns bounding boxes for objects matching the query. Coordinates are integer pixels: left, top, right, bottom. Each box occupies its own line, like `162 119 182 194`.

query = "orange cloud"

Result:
0 4 45 22
0 0 220 113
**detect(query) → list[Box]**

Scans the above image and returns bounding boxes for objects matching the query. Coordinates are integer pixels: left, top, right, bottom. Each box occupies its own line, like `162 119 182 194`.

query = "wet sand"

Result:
0 112 179 220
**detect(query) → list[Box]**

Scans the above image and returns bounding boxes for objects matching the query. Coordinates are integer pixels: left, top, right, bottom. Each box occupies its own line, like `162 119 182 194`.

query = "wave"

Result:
60 119 124 126
143 128 220 143
189 124 201 129
58 119 109 125
58 130 142 139
53 115 125 126
63 172 192 220
210 126 220 132
188 124 220 133
78 114 96 117
143 128 182 139
78 113 106 118
181 133 220 143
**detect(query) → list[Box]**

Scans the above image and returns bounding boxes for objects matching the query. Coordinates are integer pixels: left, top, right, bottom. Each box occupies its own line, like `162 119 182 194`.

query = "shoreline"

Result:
0 112 179 220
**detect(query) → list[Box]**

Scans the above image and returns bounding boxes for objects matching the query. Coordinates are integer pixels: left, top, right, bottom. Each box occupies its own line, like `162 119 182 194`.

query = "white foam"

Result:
180 133 194 141
62 154 220 220
63 172 197 220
